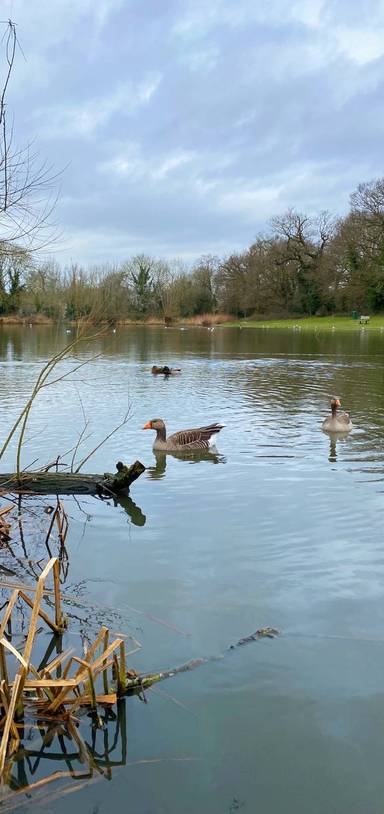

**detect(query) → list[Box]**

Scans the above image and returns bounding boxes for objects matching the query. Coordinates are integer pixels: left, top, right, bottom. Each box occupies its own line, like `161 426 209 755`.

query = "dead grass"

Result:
0 314 54 325
182 312 232 326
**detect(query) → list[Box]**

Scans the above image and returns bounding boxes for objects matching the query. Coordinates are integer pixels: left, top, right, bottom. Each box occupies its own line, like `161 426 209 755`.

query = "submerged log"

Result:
0 460 145 496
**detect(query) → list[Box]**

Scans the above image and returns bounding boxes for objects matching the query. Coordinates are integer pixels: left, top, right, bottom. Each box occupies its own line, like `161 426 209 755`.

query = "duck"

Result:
143 418 224 451
151 365 181 375
322 397 352 432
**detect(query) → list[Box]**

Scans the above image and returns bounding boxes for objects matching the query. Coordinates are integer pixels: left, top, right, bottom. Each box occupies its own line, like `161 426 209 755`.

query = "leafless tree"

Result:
350 178 384 219
270 209 336 262
0 20 59 253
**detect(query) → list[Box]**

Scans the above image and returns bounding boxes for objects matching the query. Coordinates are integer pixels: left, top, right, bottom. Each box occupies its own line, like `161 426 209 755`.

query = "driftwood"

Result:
0 460 145 495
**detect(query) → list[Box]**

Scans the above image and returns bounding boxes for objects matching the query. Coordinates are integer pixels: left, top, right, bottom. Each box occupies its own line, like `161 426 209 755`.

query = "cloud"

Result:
5 0 384 265
218 184 285 220
100 145 213 183
35 75 161 139
12 0 125 44
333 26 384 65
290 0 326 28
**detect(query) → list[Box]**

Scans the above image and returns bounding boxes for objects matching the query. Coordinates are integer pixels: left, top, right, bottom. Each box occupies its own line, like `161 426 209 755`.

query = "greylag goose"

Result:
322 398 352 432
143 418 224 451
151 365 181 375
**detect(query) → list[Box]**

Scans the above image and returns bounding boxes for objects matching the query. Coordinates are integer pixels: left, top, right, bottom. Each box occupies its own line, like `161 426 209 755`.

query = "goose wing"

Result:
338 411 352 425
169 423 224 449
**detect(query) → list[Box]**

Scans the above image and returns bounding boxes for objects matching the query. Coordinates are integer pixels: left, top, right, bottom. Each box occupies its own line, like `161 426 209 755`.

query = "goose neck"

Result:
156 425 166 442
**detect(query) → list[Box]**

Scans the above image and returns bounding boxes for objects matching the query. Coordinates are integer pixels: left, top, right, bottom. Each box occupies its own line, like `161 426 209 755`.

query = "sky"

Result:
5 0 384 265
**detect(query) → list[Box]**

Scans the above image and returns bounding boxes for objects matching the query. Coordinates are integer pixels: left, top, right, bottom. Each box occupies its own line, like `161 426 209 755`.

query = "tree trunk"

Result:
0 460 145 495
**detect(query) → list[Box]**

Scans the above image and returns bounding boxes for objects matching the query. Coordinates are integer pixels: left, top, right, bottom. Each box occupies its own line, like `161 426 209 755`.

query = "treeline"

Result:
2 176 384 321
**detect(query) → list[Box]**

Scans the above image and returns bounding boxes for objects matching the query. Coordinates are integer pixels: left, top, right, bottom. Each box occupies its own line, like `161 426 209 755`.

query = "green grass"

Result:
224 315 384 331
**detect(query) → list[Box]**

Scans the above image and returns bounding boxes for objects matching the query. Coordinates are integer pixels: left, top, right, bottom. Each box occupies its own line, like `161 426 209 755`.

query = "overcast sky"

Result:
7 0 384 265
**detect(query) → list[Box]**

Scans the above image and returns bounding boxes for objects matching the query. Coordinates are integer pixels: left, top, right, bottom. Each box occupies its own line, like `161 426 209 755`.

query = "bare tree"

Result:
350 178 384 219
271 209 335 262
0 21 59 253
270 209 336 314
349 178 384 261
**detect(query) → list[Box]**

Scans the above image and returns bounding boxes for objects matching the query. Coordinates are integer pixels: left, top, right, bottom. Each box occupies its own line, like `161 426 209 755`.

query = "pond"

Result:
1 324 384 814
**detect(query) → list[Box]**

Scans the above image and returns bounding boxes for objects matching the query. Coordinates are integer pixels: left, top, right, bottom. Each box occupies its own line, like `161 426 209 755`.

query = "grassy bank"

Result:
1 313 384 331
224 315 384 331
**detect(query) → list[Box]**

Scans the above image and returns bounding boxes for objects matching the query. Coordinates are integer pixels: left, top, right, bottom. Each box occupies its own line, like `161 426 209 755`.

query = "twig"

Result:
74 405 131 473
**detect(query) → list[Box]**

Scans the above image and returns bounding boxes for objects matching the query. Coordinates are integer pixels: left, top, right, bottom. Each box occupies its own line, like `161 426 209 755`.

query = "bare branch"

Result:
0 21 62 253
74 405 132 474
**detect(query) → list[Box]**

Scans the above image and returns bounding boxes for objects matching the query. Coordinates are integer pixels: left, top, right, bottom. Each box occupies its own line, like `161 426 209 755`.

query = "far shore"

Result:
223 315 384 331
1 313 384 332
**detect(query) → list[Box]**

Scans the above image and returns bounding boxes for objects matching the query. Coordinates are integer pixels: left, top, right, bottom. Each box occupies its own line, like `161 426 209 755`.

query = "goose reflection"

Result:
147 448 227 479
322 429 351 462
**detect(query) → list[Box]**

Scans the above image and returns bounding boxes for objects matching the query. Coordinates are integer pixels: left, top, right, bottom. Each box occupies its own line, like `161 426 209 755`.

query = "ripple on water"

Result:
1 327 384 814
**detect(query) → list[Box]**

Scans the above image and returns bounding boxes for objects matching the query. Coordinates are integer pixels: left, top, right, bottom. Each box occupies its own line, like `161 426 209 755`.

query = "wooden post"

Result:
0 681 19 750
119 641 126 692
0 590 19 639
113 654 121 695
23 559 58 666
17 558 61 720
103 629 109 696
86 666 97 710
0 673 22 775
53 559 63 631
0 645 8 687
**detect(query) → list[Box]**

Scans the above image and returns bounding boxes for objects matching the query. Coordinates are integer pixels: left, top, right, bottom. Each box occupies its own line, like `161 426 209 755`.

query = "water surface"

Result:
1 325 384 814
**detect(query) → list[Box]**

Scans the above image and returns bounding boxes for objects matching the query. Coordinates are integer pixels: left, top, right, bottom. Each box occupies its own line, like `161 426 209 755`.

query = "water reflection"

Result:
4 327 384 814
2 699 128 808
146 449 227 479
322 430 351 462
36 631 65 673
113 494 146 526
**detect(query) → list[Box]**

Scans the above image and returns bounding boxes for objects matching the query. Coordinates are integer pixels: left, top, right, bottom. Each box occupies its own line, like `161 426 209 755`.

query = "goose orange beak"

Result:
335 399 341 407
143 421 152 429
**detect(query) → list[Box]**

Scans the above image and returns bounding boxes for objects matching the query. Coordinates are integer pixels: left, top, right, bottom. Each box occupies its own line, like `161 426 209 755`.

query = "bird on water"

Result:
322 398 352 432
143 418 224 451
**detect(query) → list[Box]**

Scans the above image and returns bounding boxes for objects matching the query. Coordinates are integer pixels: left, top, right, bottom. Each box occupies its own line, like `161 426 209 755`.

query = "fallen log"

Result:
0 460 146 495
